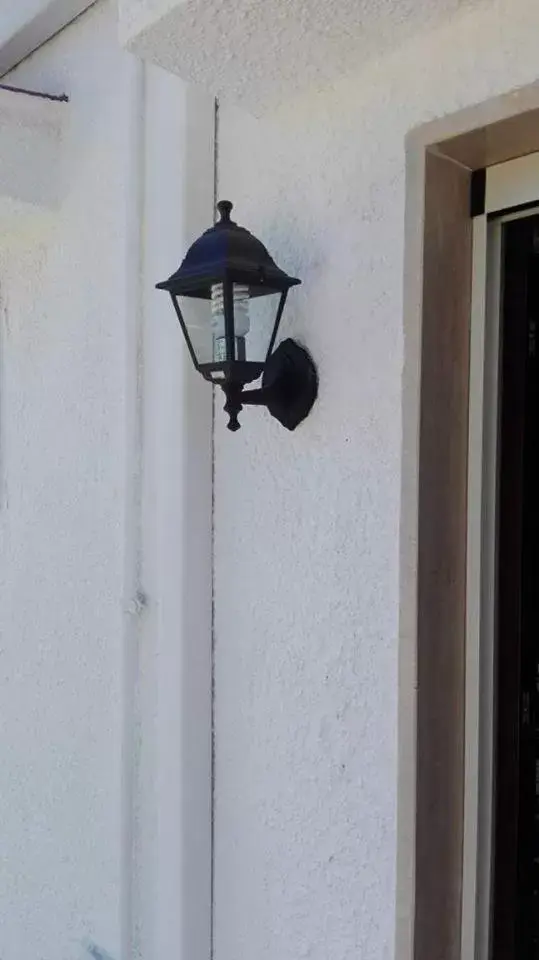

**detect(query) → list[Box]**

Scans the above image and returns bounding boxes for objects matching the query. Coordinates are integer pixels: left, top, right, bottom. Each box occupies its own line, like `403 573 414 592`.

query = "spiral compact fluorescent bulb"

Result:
211 283 250 361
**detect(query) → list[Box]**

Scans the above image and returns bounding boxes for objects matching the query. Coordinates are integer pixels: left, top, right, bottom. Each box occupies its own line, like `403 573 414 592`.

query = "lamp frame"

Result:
157 201 318 431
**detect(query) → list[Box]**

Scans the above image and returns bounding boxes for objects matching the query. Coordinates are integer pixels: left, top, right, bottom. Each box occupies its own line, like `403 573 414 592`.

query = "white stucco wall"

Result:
4 0 539 958
0 88 65 230
0 4 214 958
0 6 134 959
214 2 539 960
0 1 214 957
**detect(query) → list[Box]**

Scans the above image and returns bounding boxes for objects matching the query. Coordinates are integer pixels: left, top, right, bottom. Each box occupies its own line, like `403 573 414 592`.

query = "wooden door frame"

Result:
397 81 539 960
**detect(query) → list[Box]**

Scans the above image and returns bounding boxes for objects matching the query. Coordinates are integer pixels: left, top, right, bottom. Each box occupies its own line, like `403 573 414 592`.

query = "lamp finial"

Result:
217 200 233 223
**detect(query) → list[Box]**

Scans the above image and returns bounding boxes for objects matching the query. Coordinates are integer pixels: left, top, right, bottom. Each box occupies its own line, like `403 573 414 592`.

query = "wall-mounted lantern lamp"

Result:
156 201 318 431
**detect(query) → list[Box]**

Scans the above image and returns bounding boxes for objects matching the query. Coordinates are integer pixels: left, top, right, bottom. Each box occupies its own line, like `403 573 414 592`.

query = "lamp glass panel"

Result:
175 295 213 364
245 291 282 362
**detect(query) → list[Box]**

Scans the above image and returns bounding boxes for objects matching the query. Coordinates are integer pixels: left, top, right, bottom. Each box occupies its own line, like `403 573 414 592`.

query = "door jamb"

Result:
398 87 539 960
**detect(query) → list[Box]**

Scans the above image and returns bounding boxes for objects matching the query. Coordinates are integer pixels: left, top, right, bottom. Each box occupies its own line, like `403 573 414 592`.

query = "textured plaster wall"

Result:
0 88 65 229
0 4 133 958
214 2 539 959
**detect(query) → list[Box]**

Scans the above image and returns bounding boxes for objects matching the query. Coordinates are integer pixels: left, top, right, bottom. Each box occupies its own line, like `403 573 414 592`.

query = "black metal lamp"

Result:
156 200 318 431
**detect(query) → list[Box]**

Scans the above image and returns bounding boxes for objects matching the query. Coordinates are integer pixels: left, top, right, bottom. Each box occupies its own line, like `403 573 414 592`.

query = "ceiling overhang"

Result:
0 0 96 78
119 0 472 114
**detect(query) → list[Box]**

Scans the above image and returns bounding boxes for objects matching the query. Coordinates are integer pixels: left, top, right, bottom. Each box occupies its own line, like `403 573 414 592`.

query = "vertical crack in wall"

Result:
210 94 219 960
